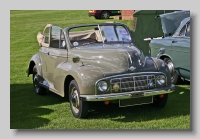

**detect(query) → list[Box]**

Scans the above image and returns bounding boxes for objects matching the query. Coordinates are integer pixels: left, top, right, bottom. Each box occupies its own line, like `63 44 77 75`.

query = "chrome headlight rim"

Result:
97 81 108 92
157 75 166 86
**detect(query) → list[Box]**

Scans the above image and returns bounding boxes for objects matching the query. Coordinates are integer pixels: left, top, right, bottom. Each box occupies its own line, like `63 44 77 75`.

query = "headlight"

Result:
97 81 108 92
157 75 165 86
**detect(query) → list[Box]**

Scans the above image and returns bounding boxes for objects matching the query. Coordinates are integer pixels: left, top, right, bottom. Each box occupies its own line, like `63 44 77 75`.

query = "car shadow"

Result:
87 85 190 122
177 80 190 85
10 83 190 128
10 83 67 129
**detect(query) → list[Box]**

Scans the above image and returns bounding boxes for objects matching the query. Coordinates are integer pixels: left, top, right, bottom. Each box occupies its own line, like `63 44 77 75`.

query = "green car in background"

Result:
148 11 190 84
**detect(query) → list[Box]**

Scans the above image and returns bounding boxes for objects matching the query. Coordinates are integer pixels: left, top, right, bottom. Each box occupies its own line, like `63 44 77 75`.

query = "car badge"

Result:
128 66 136 72
113 84 120 92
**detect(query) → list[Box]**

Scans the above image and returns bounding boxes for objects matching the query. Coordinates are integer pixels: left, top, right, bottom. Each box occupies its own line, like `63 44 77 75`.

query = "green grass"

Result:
10 10 190 129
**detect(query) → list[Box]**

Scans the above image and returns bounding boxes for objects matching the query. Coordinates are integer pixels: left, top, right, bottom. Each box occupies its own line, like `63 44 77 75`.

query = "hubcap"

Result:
103 13 109 18
71 87 80 113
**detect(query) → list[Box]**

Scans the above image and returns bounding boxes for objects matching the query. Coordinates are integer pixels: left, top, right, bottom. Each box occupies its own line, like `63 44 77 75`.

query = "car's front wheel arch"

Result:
64 75 75 100
160 56 181 85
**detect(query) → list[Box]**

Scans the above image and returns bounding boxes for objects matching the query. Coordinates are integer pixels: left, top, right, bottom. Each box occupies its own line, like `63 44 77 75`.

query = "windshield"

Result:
68 24 132 47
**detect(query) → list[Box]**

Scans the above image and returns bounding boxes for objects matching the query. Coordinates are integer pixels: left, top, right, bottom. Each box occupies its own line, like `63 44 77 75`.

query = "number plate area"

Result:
119 96 153 107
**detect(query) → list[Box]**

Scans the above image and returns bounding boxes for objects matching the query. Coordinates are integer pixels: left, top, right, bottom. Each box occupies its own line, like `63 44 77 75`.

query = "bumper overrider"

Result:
80 84 174 101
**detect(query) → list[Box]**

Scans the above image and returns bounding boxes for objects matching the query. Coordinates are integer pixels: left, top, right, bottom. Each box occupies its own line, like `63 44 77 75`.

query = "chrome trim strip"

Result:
81 84 174 101
126 51 132 64
96 72 166 83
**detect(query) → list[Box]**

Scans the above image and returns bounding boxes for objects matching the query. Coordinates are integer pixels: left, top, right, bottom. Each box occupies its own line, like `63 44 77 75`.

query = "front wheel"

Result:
100 11 110 19
69 80 89 118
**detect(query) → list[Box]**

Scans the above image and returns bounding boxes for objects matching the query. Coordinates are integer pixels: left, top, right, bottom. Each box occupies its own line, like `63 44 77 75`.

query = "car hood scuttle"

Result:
71 44 158 76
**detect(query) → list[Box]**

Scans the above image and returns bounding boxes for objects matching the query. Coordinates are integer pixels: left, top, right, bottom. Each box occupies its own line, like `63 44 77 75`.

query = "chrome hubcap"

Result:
71 87 79 113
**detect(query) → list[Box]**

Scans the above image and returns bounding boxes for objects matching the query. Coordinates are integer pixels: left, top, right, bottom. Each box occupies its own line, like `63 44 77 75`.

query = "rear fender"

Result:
27 53 42 77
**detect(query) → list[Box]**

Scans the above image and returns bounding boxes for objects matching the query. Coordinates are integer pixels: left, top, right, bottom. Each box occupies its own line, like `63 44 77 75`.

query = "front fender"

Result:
152 57 172 85
53 62 104 96
27 53 42 77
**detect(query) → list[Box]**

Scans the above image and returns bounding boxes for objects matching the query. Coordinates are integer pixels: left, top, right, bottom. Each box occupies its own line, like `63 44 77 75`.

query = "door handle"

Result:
172 40 177 43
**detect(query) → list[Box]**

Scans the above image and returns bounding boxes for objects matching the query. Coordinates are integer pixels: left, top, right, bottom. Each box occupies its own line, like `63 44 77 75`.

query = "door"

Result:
45 26 68 85
39 25 51 78
171 22 190 80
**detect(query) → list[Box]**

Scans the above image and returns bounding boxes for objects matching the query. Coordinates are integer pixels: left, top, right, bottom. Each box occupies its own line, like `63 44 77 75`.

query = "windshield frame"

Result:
64 23 133 48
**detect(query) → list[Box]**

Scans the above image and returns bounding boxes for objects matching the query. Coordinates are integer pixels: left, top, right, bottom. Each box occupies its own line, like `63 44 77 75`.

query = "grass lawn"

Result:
10 10 190 129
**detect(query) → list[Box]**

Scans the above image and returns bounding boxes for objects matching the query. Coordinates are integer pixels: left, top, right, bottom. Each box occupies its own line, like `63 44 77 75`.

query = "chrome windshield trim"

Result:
98 24 104 44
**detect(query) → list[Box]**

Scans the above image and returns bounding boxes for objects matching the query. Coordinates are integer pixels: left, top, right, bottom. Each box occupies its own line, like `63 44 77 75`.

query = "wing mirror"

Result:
157 47 165 58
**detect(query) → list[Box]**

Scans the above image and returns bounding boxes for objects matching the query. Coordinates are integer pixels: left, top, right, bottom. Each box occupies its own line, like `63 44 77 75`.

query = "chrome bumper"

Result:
80 84 175 101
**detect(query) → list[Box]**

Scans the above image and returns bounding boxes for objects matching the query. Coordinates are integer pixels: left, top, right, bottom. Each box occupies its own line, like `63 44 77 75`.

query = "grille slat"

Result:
110 75 157 92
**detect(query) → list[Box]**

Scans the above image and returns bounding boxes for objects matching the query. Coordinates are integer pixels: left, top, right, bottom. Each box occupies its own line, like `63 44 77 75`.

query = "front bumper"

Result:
80 84 175 101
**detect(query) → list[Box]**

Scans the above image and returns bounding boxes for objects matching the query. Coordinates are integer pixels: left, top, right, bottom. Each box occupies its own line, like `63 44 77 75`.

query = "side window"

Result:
50 26 61 48
185 23 190 37
43 27 50 44
60 31 66 49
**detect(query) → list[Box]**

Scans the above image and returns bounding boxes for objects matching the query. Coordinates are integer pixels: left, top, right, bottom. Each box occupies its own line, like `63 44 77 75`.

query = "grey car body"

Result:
146 11 190 84
27 22 174 118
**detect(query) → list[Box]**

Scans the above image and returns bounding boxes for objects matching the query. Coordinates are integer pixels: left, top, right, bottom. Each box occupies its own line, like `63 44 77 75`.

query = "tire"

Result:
163 58 180 85
152 94 168 108
100 11 110 19
69 80 89 118
32 65 46 95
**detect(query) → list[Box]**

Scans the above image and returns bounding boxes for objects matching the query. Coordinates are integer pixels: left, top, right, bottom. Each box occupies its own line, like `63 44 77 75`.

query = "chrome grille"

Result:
110 75 156 92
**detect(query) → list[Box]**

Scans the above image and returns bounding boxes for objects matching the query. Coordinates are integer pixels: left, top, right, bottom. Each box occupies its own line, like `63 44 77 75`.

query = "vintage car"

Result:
145 11 190 84
88 10 121 19
27 22 174 118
